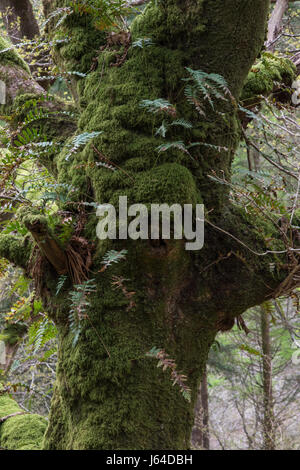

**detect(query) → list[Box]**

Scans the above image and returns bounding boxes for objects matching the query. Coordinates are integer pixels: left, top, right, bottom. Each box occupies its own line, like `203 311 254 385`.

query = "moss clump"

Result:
0 324 27 346
0 387 47 450
0 234 32 269
0 36 30 73
92 162 200 210
241 52 296 103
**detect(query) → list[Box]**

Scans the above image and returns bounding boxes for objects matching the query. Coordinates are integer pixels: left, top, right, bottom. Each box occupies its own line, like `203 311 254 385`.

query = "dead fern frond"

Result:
146 347 191 402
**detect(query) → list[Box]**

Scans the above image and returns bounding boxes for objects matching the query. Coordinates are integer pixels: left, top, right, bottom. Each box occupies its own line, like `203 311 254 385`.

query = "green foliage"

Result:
66 131 102 160
183 67 231 114
68 279 96 346
28 317 58 355
100 249 127 271
70 0 136 31
138 68 232 161
56 275 68 295
41 182 75 205
47 0 138 32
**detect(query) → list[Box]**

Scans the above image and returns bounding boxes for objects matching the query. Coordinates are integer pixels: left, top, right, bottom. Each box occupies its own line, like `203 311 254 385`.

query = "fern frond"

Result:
183 67 231 111
95 161 117 171
28 317 58 354
155 121 168 138
132 38 154 48
100 249 127 271
68 279 96 346
139 99 176 116
66 131 102 160
56 275 68 295
170 119 193 129
146 347 191 402
156 141 190 155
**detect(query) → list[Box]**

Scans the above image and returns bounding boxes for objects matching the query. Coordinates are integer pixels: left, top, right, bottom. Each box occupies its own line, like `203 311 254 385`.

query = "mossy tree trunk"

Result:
0 0 299 450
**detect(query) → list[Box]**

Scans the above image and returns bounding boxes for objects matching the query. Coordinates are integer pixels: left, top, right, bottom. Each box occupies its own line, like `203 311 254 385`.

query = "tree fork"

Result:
25 219 68 275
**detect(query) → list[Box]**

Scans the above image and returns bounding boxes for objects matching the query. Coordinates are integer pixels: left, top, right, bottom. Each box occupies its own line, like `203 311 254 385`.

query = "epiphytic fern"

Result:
132 38 154 49
28 317 58 355
183 67 231 113
139 99 176 117
66 131 102 160
56 275 68 296
100 249 128 272
146 347 191 402
68 279 96 346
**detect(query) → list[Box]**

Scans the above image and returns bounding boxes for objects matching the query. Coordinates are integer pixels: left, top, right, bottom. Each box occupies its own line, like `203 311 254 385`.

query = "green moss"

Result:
0 412 47 450
241 52 296 103
0 36 30 73
0 389 47 450
0 324 27 346
43 235 216 450
30 0 291 451
0 393 21 419
92 162 200 210
0 234 32 269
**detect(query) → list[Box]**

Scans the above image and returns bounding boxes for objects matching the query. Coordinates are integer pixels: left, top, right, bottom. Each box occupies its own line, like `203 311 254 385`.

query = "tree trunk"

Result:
266 0 289 51
261 304 276 450
191 366 210 449
0 0 40 44
0 0 299 450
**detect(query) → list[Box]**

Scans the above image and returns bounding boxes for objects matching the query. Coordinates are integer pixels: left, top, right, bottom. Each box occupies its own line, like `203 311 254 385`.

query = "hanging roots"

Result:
65 235 94 285
65 205 94 284
28 207 95 290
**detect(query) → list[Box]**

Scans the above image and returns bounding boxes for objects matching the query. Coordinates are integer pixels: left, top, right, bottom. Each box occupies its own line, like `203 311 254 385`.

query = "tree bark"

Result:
266 0 289 51
0 0 40 44
261 304 276 450
191 366 210 449
0 0 299 450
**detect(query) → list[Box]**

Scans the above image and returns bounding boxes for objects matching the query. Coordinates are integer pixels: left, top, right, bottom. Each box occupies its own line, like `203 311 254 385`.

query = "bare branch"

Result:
266 0 289 51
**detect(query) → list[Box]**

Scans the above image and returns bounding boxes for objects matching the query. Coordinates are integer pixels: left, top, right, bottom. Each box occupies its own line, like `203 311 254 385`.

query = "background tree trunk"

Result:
261 304 276 450
191 366 210 449
266 0 289 51
0 0 40 44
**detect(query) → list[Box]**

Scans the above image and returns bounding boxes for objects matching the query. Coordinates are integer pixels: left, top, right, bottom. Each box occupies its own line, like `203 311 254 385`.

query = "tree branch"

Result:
266 0 289 51
25 219 68 275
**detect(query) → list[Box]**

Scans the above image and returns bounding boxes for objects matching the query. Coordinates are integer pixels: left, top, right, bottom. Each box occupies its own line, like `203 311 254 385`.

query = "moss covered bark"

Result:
1 0 299 450
0 388 47 449
41 0 281 450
